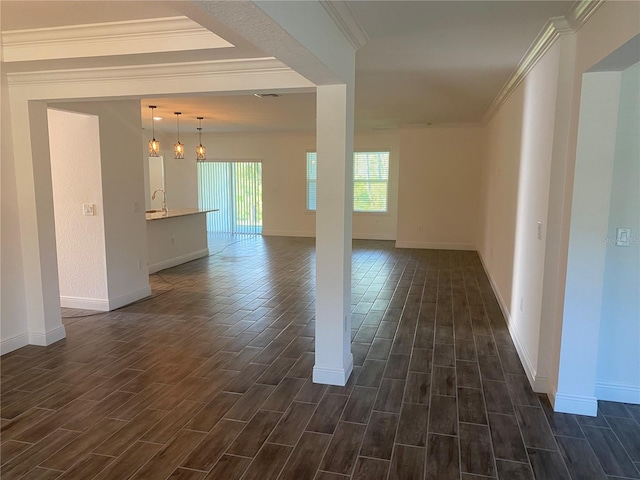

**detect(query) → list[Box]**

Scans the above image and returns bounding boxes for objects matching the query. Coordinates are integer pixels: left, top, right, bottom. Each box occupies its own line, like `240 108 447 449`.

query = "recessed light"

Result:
153 116 162 121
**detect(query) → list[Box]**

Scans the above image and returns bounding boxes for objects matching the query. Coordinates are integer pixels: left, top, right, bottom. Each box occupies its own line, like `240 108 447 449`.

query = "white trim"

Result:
549 385 558 407
261 230 396 241
107 286 152 310
1 333 29 355
319 1 369 50
394 241 476 251
532 375 549 394
28 325 66 347
60 296 110 311
566 0 606 31
261 230 315 238
2 16 233 63
477 251 547 394
554 392 598 416
482 0 604 124
6 57 302 87
148 248 210 274
352 233 396 241
313 354 354 386
595 382 640 405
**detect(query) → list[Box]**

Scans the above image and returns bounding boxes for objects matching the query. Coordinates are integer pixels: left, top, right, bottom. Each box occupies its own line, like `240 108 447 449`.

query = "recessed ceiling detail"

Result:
2 16 234 63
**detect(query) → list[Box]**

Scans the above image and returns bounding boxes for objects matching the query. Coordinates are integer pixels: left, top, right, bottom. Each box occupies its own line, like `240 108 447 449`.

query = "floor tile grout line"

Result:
352 254 410 477
385 259 423 480
575 407 640 478
462 260 499 480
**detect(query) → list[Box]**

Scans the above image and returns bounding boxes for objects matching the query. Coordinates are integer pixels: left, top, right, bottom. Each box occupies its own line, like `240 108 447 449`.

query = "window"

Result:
306 151 390 212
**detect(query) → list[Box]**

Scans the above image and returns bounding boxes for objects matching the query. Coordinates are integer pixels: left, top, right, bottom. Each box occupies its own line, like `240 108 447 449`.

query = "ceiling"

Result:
1 0 577 132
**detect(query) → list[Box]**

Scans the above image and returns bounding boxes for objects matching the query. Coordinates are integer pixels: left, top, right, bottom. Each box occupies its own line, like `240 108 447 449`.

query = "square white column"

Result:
313 84 354 386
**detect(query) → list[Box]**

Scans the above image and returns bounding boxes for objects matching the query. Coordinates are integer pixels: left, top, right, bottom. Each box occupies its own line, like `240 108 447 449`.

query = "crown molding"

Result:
320 1 369 50
5 57 292 87
482 0 604 124
566 0 606 30
2 16 234 63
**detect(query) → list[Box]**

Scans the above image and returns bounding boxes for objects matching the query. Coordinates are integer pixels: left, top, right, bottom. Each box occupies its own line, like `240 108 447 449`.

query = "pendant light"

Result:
196 116 206 161
173 112 184 159
148 106 160 157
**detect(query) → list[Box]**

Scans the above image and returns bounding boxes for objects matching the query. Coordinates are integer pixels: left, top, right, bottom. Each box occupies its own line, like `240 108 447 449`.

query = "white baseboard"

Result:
477 251 545 394
148 248 209 274
352 233 396 241
313 354 354 386
28 325 66 347
554 392 598 416
596 382 640 405
61 285 152 311
262 231 396 241
1 332 29 355
60 296 109 311
532 375 549 393
261 230 315 238
108 286 152 310
2 326 66 355
394 241 476 250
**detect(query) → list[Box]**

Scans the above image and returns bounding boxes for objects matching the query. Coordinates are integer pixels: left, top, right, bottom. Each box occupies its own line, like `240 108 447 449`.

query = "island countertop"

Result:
145 208 219 221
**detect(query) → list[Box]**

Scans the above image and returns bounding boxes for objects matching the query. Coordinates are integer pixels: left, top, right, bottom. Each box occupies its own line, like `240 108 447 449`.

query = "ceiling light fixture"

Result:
174 112 184 159
196 117 206 161
148 106 160 157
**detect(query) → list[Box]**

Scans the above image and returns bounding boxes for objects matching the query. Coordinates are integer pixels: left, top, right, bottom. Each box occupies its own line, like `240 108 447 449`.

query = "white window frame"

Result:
306 150 390 213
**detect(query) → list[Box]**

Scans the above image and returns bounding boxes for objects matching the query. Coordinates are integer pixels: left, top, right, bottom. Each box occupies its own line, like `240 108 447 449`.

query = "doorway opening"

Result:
197 160 263 249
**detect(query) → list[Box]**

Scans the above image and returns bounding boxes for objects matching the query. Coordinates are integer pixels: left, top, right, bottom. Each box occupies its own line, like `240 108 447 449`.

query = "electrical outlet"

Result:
83 203 96 216
537 222 543 240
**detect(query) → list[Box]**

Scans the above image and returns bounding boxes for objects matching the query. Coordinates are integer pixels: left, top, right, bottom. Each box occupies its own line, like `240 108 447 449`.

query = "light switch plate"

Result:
83 203 96 216
616 228 631 247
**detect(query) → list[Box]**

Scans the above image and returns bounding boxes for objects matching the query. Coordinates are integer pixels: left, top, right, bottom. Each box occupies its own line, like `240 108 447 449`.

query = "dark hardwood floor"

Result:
2 237 639 479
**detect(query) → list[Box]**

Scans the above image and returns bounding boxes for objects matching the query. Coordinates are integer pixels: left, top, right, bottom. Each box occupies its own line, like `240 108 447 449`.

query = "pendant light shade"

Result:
173 112 184 159
196 116 206 161
148 106 160 157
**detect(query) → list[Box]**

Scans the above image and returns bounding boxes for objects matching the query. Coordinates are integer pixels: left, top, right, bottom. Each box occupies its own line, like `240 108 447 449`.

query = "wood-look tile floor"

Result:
2 237 639 480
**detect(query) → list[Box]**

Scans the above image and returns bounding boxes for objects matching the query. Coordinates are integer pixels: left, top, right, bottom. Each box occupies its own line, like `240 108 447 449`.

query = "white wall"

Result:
481 41 562 389
596 62 640 403
50 100 151 310
48 109 109 308
551 5 640 415
478 1 639 414
147 130 401 240
397 126 483 250
0 74 28 353
146 127 485 248
558 72 621 414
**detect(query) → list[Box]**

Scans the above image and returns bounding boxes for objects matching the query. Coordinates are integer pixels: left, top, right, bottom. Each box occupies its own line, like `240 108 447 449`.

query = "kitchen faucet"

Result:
152 188 167 214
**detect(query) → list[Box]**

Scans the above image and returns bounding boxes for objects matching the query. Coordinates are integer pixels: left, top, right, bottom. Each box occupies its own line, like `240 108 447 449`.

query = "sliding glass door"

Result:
197 161 263 234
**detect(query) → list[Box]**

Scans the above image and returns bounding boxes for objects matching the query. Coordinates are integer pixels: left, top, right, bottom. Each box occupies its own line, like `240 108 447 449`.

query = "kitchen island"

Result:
146 208 217 273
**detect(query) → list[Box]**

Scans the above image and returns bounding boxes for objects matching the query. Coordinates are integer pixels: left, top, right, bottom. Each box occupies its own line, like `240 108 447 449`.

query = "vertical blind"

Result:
306 151 390 212
197 161 263 234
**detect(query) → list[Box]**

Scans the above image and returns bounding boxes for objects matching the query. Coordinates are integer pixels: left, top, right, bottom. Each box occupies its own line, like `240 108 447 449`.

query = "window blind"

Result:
306 151 389 212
